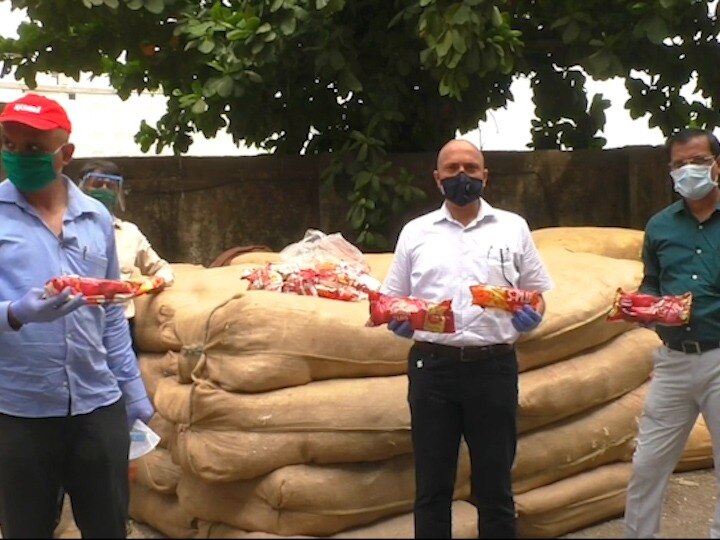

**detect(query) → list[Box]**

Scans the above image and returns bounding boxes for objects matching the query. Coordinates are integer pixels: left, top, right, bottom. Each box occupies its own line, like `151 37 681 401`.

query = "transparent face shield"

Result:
79 172 126 212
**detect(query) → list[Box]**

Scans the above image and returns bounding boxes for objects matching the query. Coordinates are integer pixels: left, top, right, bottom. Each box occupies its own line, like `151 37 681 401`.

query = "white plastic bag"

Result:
128 419 161 460
279 229 369 273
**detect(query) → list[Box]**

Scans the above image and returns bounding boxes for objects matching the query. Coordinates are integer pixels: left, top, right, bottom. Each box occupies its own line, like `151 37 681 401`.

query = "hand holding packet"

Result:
606 288 692 326
366 291 455 333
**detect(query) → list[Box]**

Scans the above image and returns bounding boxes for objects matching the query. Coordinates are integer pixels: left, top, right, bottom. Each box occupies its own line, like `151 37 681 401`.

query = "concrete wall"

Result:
55 145 674 266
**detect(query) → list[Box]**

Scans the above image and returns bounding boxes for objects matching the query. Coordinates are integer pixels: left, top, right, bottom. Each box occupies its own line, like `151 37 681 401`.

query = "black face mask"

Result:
440 172 484 206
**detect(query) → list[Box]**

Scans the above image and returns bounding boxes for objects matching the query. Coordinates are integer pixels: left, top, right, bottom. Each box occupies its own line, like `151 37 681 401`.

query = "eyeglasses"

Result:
668 155 717 171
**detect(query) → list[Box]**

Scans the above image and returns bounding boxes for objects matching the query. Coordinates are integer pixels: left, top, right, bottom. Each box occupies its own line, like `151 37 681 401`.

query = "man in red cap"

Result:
0 93 154 537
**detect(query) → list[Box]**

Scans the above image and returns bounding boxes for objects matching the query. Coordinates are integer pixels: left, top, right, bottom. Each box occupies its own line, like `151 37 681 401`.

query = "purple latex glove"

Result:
511 304 543 333
387 318 414 339
9 287 86 326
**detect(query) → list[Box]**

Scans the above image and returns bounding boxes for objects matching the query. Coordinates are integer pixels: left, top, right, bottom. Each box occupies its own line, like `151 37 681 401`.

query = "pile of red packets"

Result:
469 284 541 312
241 262 382 302
607 288 692 326
44 275 166 305
366 291 455 333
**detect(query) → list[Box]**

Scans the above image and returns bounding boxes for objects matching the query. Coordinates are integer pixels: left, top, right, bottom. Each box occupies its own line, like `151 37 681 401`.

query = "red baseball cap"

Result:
0 93 72 133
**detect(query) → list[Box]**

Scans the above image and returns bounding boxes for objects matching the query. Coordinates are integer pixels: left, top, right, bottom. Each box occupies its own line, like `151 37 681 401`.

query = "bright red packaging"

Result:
469 284 541 312
606 288 692 326
366 291 455 333
44 275 166 305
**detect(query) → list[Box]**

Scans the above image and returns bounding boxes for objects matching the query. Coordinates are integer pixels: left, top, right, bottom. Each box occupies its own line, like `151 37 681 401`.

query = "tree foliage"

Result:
2 0 718 247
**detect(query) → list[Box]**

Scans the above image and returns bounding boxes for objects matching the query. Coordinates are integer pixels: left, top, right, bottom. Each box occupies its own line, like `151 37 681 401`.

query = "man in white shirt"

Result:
382 139 553 538
79 161 174 351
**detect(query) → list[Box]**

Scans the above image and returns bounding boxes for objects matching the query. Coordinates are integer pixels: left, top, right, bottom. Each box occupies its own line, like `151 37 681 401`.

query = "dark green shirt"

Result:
640 199 720 345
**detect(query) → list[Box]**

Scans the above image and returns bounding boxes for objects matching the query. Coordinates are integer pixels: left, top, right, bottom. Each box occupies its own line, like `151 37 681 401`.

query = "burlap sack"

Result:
189 291 411 393
154 377 192 425
518 328 658 432
132 447 181 494
176 450 471 537
194 500 478 538
133 264 254 353
531 226 644 260
516 247 642 371
677 416 713 472
515 462 632 538
512 384 647 494
148 413 176 450
230 251 282 266
129 483 197 539
138 351 179 402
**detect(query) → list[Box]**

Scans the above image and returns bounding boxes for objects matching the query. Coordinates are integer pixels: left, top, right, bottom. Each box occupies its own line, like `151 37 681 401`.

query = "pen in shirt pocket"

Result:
83 246 87 260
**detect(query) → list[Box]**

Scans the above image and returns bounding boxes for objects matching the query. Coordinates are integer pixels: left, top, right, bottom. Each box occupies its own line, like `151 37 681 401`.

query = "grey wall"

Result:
57 146 673 266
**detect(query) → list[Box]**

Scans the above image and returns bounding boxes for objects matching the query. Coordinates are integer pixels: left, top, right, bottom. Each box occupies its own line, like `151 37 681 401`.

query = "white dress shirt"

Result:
381 200 553 346
114 218 174 319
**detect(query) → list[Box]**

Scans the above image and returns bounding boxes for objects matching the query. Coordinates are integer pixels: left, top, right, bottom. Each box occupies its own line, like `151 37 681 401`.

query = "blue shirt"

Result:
0 177 144 418
640 198 720 345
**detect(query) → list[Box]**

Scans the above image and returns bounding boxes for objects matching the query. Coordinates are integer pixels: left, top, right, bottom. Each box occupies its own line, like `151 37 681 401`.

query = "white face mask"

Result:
670 164 718 200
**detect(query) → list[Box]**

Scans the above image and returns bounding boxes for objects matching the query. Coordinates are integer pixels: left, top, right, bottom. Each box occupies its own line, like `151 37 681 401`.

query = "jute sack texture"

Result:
175 449 471 537
193 500 478 538
530 226 644 260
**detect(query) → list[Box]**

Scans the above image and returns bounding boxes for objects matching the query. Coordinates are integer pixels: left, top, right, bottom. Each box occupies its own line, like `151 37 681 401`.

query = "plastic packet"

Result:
129 419 161 460
279 229 370 273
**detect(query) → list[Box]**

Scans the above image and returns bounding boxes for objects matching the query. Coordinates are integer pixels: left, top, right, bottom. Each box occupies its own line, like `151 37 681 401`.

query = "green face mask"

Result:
1 149 60 193
86 188 118 212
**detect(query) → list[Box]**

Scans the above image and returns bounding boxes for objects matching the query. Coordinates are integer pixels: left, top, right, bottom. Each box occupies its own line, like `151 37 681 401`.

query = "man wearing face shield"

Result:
624 128 720 538
381 139 553 538
0 93 153 538
79 160 174 354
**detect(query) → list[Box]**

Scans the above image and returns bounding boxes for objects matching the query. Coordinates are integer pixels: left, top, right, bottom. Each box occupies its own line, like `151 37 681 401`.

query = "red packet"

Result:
44 275 165 305
470 284 541 312
366 291 455 333
607 288 692 326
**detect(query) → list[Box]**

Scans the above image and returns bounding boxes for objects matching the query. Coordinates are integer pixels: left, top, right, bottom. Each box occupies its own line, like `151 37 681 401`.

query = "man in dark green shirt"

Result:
625 128 720 538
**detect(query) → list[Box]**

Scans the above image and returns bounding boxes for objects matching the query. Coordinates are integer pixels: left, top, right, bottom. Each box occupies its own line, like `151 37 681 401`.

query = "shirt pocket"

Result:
482 246 521 288
73 248 109 278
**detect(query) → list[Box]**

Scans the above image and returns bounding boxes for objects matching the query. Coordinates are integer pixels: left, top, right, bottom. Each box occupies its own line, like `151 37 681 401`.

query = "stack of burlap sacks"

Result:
129 226 713 539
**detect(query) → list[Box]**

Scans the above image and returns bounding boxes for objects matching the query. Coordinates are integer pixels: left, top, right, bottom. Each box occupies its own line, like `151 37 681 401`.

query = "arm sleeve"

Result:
639 228 661 296
380 227 412 298
102 219 146 400
134 231 174 285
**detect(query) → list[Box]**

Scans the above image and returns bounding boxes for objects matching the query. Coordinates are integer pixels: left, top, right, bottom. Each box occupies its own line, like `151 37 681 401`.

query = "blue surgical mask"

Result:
670 164 718 200
440 172 484 206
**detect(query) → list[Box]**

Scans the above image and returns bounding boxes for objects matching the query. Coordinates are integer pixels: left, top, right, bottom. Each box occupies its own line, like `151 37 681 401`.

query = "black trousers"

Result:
0 398 130 539
408 345 519 539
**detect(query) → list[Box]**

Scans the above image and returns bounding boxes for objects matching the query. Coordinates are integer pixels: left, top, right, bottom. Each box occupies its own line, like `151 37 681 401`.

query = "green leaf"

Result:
105 0 119 7
191 99 208 114
316 0 330 9
645 16 669 44
126 0 144 9
436 31 453 57
280 16 297 35
144 0 164 15
198 38 215 54
490 6 503 28
562 21 580 44
216 76 234 97
270 0 284 12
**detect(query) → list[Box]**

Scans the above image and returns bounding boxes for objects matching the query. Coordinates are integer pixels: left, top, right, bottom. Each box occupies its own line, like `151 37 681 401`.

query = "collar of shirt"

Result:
670 197 720 215
433 199 498 229
0 176 106 221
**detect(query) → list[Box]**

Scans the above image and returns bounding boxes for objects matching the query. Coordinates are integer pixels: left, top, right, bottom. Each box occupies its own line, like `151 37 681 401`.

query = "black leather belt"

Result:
413 341 514 362
666 340 720 354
